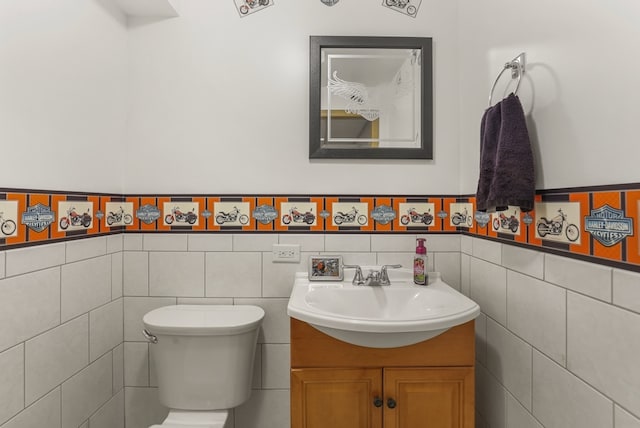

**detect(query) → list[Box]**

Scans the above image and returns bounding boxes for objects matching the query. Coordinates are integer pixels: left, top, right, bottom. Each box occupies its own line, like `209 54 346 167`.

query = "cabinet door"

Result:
383 367 474 428
291 368 383 428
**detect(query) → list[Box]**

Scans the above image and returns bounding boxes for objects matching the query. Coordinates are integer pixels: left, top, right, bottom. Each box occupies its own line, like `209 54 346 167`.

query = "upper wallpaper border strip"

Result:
0 185 638 273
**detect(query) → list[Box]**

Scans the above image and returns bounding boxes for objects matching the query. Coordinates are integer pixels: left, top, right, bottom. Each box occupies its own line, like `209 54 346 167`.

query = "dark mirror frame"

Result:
309 36 433 160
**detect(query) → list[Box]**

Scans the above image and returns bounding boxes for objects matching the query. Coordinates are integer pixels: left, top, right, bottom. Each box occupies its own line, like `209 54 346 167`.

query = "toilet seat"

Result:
149 409 228 428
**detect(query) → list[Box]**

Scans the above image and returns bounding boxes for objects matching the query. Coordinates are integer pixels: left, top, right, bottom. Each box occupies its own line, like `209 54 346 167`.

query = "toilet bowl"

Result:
142 304 265 428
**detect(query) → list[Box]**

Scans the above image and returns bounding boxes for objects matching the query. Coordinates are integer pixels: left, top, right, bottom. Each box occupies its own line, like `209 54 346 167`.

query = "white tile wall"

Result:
149 252 205 296
123 387 168 428
325 234 370 252
434 252 461 290
545 254 612 302
532 350 613 428
0 252 6 279
4 233 639 428
472 238 502 265
61 352 113 428
25 315 89 405
89 390 125 428
476 363 507 428
187 234 232 252
613 269 640 313
486 319 532 410
279 234 324 251
143 234 188 252
107 234 124 254
0 267 60 352
1 388 61 428
123 234 143 251
506 270 567 365
233 234 278 251
124 342 149 387
89 300 124 362
113 343 125 394
506 394 543 428
234 389 290 428
567 292 640 417
0 345 24 425
0 238 123 428
5 243 65 277
469 257 507 325
371 234 416 252
501 245 544 279
469 236 640 428
205 252 262 297
66 236 106 263
261 344 290 389
123 252 149 296
122 233 463 428
262 252 309 298
616 406 640 428
61 255 112 322
112 252 124 299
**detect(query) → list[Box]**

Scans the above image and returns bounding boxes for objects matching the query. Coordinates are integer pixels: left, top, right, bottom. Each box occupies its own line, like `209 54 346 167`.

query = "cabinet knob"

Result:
373 397 383 408
387 398 397 409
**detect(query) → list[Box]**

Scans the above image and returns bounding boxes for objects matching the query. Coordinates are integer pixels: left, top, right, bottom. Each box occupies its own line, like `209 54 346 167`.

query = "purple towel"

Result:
476 93 535 212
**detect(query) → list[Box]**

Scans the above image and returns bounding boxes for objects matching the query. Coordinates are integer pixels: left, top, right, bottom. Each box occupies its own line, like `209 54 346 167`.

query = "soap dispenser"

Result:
413 238 428 285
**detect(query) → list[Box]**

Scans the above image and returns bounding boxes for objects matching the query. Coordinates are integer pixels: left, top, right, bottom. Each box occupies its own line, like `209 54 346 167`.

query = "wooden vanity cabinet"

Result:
290 319 475 428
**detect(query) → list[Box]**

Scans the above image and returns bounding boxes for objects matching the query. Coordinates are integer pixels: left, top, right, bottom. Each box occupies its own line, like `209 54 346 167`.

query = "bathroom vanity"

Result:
288 267 478 427
290 318 475 428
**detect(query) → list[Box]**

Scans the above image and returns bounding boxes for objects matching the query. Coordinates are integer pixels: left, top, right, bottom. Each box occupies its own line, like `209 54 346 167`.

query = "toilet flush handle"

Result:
142 329 158 344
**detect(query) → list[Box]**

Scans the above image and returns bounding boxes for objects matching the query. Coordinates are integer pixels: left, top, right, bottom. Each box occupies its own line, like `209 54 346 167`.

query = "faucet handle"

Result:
344 264 365 285
380 264 402 285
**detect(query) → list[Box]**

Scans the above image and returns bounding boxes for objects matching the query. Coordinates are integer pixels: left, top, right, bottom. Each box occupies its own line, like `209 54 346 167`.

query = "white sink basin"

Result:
287 268 480 348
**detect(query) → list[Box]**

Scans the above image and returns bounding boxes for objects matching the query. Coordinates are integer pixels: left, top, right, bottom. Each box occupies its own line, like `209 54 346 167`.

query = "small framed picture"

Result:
308 255 343 281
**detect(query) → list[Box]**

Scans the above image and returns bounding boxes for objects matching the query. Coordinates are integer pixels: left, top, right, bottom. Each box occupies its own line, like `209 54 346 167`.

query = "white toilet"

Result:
142 304 265 428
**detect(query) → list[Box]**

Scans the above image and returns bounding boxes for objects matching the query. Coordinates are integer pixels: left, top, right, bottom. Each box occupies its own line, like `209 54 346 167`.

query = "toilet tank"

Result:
143 305 265 410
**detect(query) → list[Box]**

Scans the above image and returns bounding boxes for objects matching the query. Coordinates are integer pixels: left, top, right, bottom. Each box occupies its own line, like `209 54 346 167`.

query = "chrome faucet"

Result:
345 264 402 286
344 265 365 285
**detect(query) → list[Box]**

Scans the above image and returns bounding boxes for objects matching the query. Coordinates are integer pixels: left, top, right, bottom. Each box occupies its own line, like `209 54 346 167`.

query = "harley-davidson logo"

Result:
252 205 277 224
136 204 161 225
21 203 55 233
371 205 396 225
585 205 633 247
474 211 490 228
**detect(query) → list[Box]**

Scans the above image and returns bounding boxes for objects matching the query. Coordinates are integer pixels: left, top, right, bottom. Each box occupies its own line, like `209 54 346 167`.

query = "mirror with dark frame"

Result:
309 36 433 159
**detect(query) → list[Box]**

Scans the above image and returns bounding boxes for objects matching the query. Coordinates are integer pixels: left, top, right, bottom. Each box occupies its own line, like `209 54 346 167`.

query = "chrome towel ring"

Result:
488 52 526 107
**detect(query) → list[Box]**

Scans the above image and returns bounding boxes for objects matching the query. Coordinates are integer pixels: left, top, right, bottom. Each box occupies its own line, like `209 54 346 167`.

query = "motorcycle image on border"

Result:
215 206 249 225
400 208 434 226
493 211 520 233
0 212 17 236
451 207 473 227
537 208 580 242
59 207 92 230
282 207 315 225
165 207 198 225
334 206 367 226
107 206 133 226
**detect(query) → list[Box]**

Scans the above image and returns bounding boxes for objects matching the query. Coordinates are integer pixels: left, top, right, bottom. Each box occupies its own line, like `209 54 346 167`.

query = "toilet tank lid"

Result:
143 305 265 336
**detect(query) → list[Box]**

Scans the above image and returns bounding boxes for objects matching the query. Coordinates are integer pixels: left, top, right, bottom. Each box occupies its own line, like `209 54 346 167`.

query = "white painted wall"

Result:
123 0 461 194
3 0 639 195
458 0 640 193
0 0 129 193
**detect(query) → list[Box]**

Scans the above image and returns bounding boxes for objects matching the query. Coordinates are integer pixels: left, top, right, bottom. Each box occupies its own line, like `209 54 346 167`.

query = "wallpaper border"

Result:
0 184 638 273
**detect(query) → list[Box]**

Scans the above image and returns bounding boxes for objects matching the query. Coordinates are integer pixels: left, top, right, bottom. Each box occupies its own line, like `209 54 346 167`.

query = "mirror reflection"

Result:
310 36 432 159
322 47 420 148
